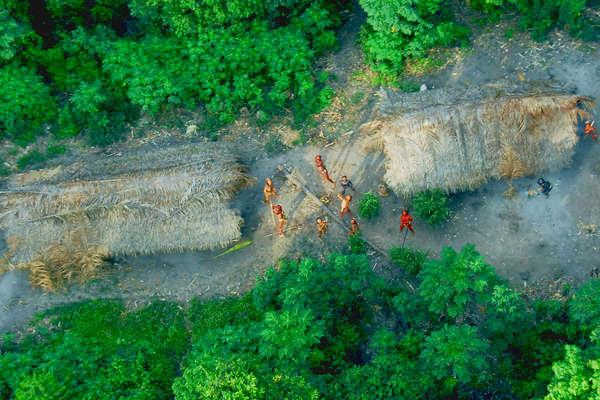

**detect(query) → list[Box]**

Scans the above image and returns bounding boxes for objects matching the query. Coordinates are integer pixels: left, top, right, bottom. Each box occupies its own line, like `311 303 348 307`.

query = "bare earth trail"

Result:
2 19 600 332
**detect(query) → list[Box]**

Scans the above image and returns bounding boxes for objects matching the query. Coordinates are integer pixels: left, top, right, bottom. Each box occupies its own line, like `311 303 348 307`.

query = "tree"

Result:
173 358 265 400
358 0 469 76
568 279 600 333
0 64 56 145
419 324 491 394
545 329 600 400
417 245 501 321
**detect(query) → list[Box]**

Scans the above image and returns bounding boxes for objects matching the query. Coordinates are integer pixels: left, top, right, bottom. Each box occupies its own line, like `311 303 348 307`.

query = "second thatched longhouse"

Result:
0 142 249 288
362 82 593 196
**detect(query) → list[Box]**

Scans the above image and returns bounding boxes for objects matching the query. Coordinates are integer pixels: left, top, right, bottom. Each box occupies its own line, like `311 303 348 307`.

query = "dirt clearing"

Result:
2 16 600 332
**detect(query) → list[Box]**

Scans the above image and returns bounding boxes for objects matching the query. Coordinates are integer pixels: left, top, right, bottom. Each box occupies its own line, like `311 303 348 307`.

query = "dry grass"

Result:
577 220 598 236
22 243 108 291
364 81 593 195
499 147 527 180
0 142 249 289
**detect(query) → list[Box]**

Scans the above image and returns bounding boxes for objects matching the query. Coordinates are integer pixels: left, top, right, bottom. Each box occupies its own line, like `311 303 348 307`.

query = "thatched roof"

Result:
0 142 249 267
362 81 593 196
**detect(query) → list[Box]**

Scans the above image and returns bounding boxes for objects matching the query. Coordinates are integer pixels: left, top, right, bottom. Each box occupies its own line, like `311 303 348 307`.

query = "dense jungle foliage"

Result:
2 245 599 399
359 0 596 76
2 0 595 151
0 0 347 146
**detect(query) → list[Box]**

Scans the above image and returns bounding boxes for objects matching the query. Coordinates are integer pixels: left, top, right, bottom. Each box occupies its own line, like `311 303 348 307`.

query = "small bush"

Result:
16 150 47 170
358 192 380 219
411 189 450 226
0 160 11 177
389 247 428 276
348 232 367 255
46 143 67 156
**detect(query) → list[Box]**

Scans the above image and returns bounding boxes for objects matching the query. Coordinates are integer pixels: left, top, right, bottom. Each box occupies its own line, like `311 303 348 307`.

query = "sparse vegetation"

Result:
264 134 287 155
15 144 68 171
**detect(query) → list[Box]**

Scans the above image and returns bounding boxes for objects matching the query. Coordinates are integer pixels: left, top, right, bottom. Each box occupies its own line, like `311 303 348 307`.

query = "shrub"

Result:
468 0 590 41
16 150 46 170
358 192 381 219
348 232 367 254
411 189 450 225
46 143 67 157
264 134 287 155
389 247 428 275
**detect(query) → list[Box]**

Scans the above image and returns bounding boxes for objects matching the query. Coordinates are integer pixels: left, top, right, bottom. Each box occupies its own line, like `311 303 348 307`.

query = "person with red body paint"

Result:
400 209 414 233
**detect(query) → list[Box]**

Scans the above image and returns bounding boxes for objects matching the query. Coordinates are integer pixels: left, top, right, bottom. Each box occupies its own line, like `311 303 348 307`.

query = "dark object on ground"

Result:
537 178 552 197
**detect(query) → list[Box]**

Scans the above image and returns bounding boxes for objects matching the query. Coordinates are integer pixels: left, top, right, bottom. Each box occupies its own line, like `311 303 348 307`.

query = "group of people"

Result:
263 155 415 238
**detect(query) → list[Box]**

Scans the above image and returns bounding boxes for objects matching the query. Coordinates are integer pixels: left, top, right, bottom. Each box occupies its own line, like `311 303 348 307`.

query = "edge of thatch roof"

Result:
0 142 250 267
361 82 594 196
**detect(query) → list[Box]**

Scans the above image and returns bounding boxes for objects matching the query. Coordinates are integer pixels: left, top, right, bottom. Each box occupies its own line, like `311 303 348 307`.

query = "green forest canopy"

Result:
0 0 594 148
2 245 599 399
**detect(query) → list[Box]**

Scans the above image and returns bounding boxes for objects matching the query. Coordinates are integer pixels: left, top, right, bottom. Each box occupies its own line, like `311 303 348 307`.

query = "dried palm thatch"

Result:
363 81 594 195
0 142 249 288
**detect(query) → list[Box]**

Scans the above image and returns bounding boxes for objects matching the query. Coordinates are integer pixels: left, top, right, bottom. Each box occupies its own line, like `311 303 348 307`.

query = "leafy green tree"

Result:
0 9 37 63
420 324 491 394
0 64 56 145
569 279 600 333
0 300 189 399
259 308 325 367
545 329 600 400
417 245 501 321
173 357 265 400
333 329 433 399
359 0 469 76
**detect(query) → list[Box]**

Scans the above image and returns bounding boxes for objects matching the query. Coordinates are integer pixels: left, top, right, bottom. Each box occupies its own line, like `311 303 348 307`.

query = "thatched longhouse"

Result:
363 82 593 196
0 143 249 288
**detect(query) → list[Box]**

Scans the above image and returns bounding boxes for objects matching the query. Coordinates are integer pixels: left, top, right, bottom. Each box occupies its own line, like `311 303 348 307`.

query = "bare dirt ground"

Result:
2 9 600 332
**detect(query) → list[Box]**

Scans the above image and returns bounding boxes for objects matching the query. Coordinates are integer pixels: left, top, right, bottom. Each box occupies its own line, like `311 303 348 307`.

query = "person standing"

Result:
263 177 278 203
400 209 414 234
337 193 353 219
315 155 335 186
272 204 287 236
349 217 360 236
316 217 328 239
339 175 355 195
537 178 552 197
